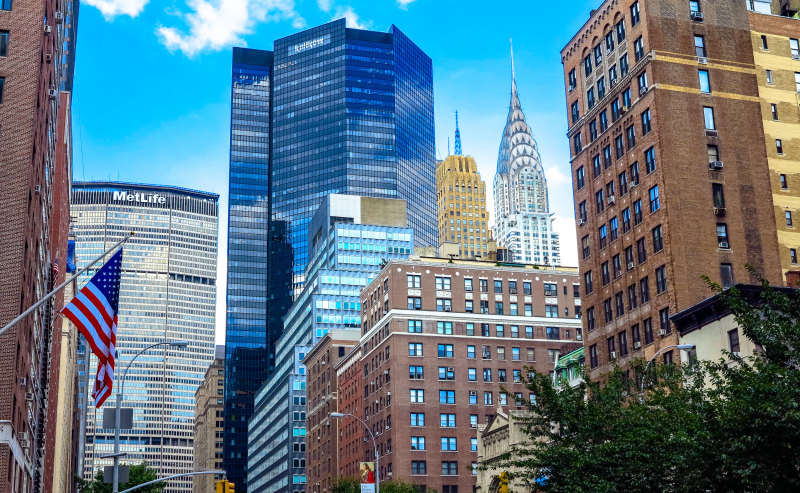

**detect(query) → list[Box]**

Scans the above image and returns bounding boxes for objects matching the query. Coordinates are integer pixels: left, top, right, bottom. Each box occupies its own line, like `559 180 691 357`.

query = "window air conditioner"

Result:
610 77 618 86
578 218 586 225
25 392 34 401
630 182 638 189
48 89 58 98
714 207 726 216
54 11 63 21
705 129 718 137
793 54 800 61
658 329 668 336
719 242 729 249
633 341 642 349
709 161 723 170
608 195 616 205
627 262 635 270
690 11 704 21
447 367 455 372
697 56 708 65
609 351 617 359
44 25 52 33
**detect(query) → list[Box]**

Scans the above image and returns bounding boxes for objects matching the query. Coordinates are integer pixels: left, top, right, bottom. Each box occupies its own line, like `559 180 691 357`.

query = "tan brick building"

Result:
561 0 783 379
0 0 75 488
194 346 226 493
305 330 360 493
436 154 492 259
748 10 800 282
357 258 581 493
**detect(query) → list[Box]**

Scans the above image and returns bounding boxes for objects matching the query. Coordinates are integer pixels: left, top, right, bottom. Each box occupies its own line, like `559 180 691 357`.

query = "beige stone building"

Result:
193 346 225 493
476 410 534 493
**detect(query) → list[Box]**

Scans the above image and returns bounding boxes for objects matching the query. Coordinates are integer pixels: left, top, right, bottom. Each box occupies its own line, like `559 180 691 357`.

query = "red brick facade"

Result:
334 344 364 482
561 0 782 380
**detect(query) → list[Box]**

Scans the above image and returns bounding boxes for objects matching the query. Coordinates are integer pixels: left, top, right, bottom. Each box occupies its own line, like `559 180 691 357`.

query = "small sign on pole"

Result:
360 462 376 493
104 465 129 483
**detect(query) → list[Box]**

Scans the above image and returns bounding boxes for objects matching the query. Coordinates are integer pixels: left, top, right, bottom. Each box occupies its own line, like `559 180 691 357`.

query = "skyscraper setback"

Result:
224 20 436 489
493 49 561 266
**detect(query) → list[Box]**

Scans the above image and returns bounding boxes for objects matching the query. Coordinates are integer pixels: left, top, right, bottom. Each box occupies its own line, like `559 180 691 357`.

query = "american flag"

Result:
62 248 123 407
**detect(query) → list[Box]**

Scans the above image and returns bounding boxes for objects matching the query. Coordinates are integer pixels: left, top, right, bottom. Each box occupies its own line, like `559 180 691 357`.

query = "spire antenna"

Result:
454 111 462 156
510 37 515 81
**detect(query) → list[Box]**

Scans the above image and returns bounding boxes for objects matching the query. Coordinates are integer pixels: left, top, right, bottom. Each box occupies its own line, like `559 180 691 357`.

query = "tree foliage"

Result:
504 281 800 492
331 478 435 493
75 463 167 493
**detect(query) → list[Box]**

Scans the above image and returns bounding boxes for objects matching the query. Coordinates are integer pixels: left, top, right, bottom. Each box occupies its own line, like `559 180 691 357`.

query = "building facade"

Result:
358 258 581 493
248 195 414 493
304 330 361 493
225 22 436 487
71 182 219 493
0 0 76 486
494 57 561 266
747 9 800 282
562 0 783 379
436 123 492 258
332 343 363 481
194 346 226 493
475 410 533 493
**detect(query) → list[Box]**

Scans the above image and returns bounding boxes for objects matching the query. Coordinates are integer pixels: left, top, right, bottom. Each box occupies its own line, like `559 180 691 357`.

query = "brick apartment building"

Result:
0 0 76 489
305 330 360 493
332 342 363 482
355 258 581 493
561 0 783 379
194 346 226 493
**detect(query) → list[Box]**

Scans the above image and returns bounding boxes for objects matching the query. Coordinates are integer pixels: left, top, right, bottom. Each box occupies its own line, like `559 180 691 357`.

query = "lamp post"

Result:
330 412 379 493
112 340 190 493
640 344 696 392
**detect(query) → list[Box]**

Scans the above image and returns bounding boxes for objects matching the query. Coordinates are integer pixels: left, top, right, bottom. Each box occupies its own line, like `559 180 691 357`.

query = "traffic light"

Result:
215 481 225 493
224 481 235 493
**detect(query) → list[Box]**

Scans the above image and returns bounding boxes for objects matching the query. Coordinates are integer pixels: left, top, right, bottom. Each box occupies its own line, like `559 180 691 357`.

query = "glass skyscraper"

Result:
224 20 436 489
71 182 218 493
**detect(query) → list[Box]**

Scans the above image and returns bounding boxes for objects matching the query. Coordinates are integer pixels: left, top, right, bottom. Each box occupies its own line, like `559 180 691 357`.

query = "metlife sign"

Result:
112 190 167 205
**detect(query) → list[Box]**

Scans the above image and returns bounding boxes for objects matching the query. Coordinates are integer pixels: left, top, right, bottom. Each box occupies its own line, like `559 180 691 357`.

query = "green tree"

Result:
503 280 800 492
75 463 167 493
331 477 360 493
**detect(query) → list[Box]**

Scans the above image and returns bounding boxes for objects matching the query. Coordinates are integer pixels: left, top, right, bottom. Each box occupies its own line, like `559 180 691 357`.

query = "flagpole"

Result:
0 232 134 338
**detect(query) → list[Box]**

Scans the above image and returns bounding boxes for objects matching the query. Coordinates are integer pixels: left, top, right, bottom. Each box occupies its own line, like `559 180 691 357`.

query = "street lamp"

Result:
640 344 696 392
330 412 379 493
112 340 190 493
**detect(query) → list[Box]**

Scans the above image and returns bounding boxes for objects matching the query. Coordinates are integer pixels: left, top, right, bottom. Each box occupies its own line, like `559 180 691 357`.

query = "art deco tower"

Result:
493 45 561 265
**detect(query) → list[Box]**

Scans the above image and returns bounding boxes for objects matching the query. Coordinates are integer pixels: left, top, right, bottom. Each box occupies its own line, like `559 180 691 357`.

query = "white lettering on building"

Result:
112 190 167 205
288 34 331 56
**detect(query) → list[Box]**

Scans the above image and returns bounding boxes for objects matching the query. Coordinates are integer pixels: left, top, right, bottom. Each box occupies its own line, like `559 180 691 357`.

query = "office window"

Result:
411 461 426 475
704 107 715 130
589 344 599 368
408 320 422 333
626 125 636 150
777 139 784 155
720 263 734 288
771 103 778 121
600 110 609 131
410 413 425 426
407 274 421 288
410 389 424 403
409 366 424 379
439 390 455 404
694 35 706 57
411 437 426 450
655 265 667 293
576 166 585 189
634 36 645 61
787 211 793 227
699 70 710 93
717 223 729 246
631 1 640 25
409 343 423 356
616 18 626 42
791 248 797 264
708 145 719 164
652 225 663 253
437 344 454 358
713 183 726 209
649 186 660 212
766 69 773 84
640 276 651 303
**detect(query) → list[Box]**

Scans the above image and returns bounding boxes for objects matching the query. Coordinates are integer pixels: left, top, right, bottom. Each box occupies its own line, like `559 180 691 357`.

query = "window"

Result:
602 261 611 286
574 133 583 154
523 282 532 295
791 249 798 264
622 87 632 109
643 317 654 344
708 145 719 164
600 110 609 132
641 109 652 134
690 0 701 13
465 300 474 313
777 139 784 155
438 344 454 358
640 277 651 303
408 297 422 310
481 368 493 382
438 367 455 381
791 38 800 59
467 368 477 382
625 125 635 150
409 366 424 379
411 461 426 475
571 101 580 124
616 19 626 42
527 348 536 362
622 207 631 232
612 99 621 122
599 225 608 250
631 323 641 346
604 298 613 323
493 279 503 293
655 265 667 293
525 304 532 316
495 301 504 315
589 344 598 368
411 413 425 426
659 307 671 334
787 211 793 227
482 345 491 359
480 300 489 314
594 44 603 65
436 298 452 312
544 282 558 297
584 55 593 76
410 389 424 403
633 199 643 225
568 68 577 90
634 36 645 61
598 77 606 99
584 271 594 295
652 225 663 253
615 292 625 318
771 104 779 121
439 390 455 404
0 77 4 103
579 201 588 222
409 343 423 356
713 183 726 209
761 35 768 50
407 274 421 288
720 263 734 288
628 284 638 310
630 161 640 186
638 71 648 93
796 72 800 93
545 327 561 341
441 437 457 452
596 190 605 214
649 186 660 213
411 437 426 450
408 320 422 333
441 413 457 427
0 31 7 57
619 171 629 196
766 70 773 84
545 305 559 318
479 279 488 292
467 345 476 358
717 223 729 246
728 329 741 353
587 306 595 332
636 237 647 263
437 321 453 335
699 70 710 93
620 53 629 77
576 166 585 189
605 31 615 52
625 245 634 269
630 1 640 25
704 107 715 130
508 280 518 294
612 254 622 278
582 236 591 260
604 145 613 169
464 278 473 292
484 392 493 405
0 0 10 10
436 277 451 290
694 35 706 57
587 87 596 110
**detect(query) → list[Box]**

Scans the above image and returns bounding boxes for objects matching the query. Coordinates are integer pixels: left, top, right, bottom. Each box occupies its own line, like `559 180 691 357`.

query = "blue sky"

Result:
73 0 600 342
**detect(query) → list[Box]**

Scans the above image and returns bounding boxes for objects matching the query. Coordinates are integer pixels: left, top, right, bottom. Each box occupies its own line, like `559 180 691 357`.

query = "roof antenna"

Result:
454 111 462 156
447 136 450 156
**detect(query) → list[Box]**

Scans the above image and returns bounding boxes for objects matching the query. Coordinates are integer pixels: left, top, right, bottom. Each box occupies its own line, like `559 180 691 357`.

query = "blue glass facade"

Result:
225 22 435 490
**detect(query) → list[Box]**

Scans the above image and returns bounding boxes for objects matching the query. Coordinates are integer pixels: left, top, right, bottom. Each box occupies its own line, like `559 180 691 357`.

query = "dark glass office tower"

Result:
224 20 436 490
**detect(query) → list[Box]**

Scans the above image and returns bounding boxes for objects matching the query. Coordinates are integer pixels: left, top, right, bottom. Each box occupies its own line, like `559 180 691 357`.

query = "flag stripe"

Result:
62 304 108 358
72 290 112 347
85 283 115 329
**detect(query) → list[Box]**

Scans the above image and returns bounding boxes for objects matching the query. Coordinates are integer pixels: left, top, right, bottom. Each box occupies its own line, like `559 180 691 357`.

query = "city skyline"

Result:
71 1 602 343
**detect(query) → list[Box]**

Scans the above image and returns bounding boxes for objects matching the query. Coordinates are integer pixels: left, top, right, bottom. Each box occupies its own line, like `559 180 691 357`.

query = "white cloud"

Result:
84 0 149 18
397 0 415 9
544 165 570 186
157 0 306 56
317 0 332 11
553 216 579 268
334 5 371 29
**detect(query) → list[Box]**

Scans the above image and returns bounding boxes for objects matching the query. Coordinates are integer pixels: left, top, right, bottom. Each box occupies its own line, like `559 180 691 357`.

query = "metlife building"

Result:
71 182 218 493
225 19 436 489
